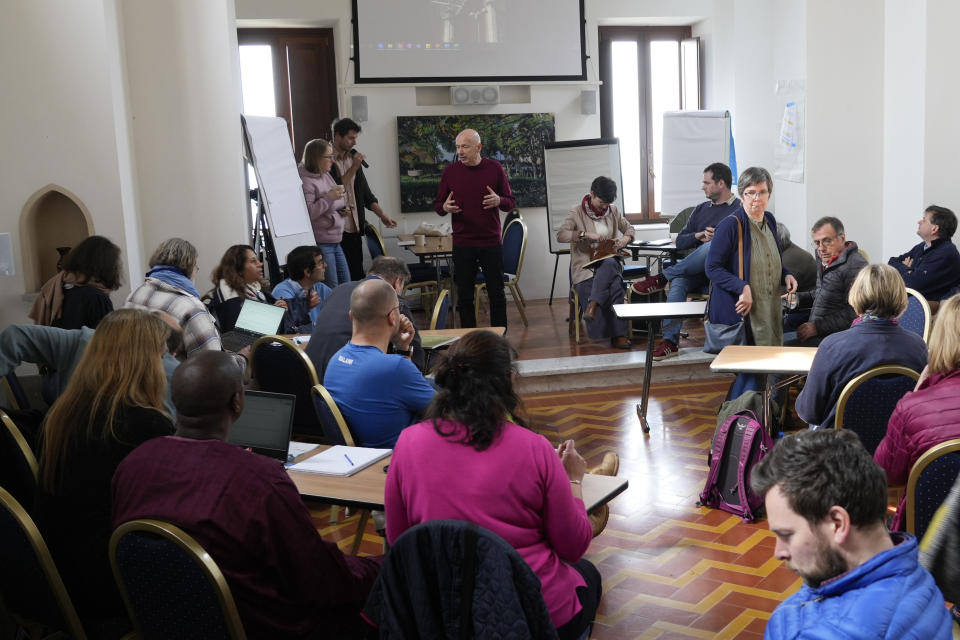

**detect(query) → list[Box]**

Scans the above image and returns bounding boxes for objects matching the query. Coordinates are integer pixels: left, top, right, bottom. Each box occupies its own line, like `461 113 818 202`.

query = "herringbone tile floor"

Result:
308 377 799 639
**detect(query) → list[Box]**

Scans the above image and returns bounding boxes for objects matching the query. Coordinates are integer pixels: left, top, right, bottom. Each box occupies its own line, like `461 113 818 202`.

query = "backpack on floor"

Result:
698 409 773 522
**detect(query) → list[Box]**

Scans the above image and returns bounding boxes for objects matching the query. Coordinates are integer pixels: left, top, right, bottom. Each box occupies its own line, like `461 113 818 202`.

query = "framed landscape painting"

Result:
397 113 555 213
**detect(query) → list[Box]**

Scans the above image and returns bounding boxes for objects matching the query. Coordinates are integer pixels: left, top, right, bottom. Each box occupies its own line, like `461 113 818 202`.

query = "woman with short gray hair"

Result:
705 167 798 347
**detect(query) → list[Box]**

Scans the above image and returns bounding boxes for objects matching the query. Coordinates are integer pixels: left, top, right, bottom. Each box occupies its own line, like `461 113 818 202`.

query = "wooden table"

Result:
613 301 708 433
625 241 683 272
399 234 453 285
710 345 818 432
288 446 628 513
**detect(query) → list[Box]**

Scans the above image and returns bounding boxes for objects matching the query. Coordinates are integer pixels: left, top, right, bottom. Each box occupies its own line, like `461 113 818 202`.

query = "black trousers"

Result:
555 557 603 640
452 244 507 328
341 231 364 281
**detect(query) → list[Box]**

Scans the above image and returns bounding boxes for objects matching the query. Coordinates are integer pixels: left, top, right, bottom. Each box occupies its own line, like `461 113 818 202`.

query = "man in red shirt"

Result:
434 128 516 328
112 351 382 638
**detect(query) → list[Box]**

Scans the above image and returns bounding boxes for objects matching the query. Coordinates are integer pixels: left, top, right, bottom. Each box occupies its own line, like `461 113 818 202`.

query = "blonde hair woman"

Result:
300 138 350 287
876 293 960 529
33 309 175 627
795 264 928 429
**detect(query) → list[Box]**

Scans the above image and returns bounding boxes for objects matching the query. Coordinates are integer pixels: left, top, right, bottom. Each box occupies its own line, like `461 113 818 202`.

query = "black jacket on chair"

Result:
362 520 558 639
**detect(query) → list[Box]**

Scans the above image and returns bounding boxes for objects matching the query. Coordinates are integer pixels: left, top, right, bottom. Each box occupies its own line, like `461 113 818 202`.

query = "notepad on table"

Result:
288 445 391 477
397 239 415 246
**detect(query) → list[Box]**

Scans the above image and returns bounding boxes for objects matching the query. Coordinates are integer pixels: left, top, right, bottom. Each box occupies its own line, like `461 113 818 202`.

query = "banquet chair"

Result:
310 385 371 555
2 372 30 411
110 519 246 640
475 217 528 326
901 288 932 343
0 486 88 640
364 223 440 310
834 365 920 455
429 289 452 330
905 439 960 540
250 335 323 439
0 410 38 511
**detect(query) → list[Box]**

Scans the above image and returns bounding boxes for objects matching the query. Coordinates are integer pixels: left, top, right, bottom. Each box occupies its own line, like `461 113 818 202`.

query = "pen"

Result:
344 454 355 466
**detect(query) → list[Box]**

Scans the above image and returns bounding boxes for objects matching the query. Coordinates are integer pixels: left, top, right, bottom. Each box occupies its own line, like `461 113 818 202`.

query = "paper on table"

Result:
289 445 391 477
287 441 320 460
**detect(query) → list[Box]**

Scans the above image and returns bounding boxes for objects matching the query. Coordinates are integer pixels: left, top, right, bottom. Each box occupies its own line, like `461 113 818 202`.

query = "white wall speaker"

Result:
580 90 597 115
351 95 368 122
450 85 500 105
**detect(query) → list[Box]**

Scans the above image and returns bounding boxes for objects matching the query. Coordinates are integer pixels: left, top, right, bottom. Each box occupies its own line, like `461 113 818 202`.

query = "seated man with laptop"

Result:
112 351 382 638
324 278 435 448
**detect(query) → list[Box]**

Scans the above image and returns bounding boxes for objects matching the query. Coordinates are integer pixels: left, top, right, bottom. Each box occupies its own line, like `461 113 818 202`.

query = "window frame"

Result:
599 26 699 223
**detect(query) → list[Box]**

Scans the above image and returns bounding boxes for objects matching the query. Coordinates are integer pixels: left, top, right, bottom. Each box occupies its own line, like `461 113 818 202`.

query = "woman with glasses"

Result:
299 138 350 287
705 166 798 348
209 244 288 333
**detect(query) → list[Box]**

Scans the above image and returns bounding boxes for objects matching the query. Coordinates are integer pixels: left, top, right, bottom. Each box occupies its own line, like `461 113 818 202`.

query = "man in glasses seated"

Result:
784 216 868 346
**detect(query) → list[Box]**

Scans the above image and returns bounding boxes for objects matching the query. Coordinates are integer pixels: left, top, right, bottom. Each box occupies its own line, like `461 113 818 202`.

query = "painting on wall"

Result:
397 113 555 213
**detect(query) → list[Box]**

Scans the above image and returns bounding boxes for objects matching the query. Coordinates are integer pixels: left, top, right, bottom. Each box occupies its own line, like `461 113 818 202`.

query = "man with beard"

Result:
751 429 950 639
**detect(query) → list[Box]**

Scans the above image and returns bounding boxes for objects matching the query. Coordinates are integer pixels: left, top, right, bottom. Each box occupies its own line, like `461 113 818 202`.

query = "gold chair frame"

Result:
834 364 920 432
2 409 38 482
429 289 451 330
0 486 87 640
474 217 528 326
904 287 932 343
366 223 439 311
110 519 247 640
904 438 960 535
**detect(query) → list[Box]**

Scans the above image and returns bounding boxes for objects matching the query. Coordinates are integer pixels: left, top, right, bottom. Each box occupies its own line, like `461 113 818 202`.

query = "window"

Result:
599 27 699 221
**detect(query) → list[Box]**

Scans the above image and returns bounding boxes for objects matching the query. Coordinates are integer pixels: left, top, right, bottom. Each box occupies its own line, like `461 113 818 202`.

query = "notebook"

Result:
227 390 296 462
220 299 286 352
289 445 392 477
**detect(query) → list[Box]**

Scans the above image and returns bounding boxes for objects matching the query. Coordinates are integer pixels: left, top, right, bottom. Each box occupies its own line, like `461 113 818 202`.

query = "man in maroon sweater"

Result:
112 351 382 638
434 128 516 328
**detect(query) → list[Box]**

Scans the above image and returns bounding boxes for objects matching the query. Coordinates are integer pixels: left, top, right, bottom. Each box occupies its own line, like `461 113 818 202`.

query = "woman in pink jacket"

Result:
299 138 349 287
875 293 960 530
384 331 601 639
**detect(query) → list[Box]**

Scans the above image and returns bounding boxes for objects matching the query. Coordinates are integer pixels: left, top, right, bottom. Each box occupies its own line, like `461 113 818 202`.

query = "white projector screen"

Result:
352 0 586 83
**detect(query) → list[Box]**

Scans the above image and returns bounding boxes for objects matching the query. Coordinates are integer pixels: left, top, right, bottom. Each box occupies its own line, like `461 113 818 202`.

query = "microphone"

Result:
351 148 370 169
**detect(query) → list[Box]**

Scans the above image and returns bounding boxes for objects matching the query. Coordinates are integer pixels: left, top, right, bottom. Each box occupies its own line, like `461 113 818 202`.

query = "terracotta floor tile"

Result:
690 601 748 632
755 566 803 594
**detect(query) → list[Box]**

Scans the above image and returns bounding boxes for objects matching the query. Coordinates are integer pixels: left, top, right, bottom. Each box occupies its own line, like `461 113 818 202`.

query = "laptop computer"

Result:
220 299 286 352
227 390 296 462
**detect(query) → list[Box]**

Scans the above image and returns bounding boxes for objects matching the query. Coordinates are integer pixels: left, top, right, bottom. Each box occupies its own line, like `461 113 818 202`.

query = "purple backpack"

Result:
698 410 773 522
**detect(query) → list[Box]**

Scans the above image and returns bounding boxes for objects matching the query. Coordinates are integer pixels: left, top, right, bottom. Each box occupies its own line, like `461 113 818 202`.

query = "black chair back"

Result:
0 487 87 639
111 519 246 640
835 365 920 454
250 335 322 438
907 439 960 539
310 384 355 446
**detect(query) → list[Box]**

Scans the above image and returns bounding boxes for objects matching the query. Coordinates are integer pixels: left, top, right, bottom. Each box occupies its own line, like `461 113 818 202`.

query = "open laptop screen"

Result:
227 390 296 461
234 299 286 335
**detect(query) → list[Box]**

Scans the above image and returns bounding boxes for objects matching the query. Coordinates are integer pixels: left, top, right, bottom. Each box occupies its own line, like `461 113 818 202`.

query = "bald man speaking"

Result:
434 128 516 329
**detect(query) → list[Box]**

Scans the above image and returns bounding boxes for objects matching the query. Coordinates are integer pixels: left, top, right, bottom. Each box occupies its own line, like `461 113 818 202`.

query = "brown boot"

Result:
583 300 599 321
610 336 632 350
592 452 620 477
588 453 619 537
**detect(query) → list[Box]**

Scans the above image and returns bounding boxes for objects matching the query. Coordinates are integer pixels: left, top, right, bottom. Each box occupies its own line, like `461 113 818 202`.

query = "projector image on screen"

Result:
450 86 500 105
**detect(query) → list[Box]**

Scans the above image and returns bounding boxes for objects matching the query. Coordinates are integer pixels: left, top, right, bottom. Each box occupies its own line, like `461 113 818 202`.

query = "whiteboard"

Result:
543 139 622 255
660 111 736 217
241 116 316 264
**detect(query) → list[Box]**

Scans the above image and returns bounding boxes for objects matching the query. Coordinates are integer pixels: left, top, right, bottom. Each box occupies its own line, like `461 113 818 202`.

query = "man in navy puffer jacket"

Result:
751 430 952 639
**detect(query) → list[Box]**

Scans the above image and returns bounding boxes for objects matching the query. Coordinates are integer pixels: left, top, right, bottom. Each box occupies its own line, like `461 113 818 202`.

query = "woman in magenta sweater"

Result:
875 293 960 530
384 331 600 639
299 138 349 287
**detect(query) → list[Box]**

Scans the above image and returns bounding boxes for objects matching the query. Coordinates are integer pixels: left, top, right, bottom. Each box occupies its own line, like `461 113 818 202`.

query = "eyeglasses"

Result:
385 304 400 320
741 189 769 201
812 235 839 248
321 154 334 158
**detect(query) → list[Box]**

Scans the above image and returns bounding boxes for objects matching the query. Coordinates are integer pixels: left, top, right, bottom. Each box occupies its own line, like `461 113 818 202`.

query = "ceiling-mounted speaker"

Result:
450 85 500 105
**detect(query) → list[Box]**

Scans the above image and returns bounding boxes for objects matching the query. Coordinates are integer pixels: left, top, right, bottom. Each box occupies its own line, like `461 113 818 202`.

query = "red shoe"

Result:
632 274 667 294
652 339 678 360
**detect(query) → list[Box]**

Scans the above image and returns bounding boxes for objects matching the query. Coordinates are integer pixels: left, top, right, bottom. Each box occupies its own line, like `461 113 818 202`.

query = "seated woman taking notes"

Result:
384 331 602 639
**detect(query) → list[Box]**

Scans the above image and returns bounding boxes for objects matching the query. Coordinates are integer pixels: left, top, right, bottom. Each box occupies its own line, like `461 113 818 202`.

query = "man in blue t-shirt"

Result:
324 278 435 447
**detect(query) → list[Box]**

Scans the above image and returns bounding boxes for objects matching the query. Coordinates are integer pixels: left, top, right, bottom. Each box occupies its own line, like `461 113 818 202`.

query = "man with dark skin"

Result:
112 351 381 637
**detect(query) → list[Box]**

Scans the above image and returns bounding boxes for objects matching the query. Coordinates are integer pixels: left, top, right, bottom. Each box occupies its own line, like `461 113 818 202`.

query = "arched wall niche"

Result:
19 185 94 293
